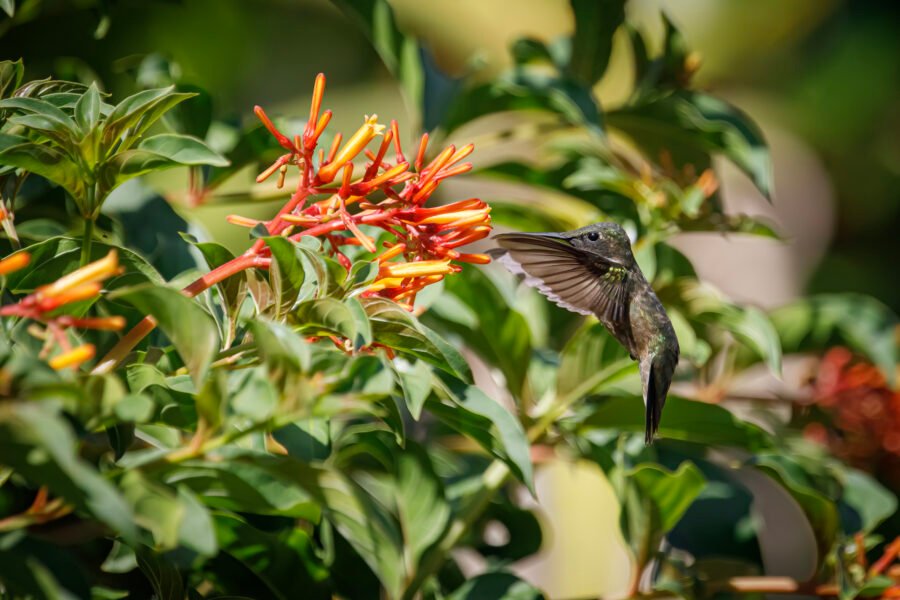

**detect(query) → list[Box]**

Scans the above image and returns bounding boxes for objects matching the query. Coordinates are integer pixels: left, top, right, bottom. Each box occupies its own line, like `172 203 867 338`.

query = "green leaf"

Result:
345 296 373 350
135 133 228 166
249 318 312 374
172 455 320 519
839 468 897 535
212 513 330 599
430 268 532 397
448 571 546 600
610 460 704 574
394 444 451 568
294 297 356 340
393 360 432 420
566 0 626 86
75 82 101 134
111 284 220 387
680 281 782 376
753 454 840 562
444 72 602 135
264 236 306 320
0 96 80 136
0 403 137 542
579 396 773 450
181 234 247 345
609 91 773 201
0 59 24 98
630 461 705 533
102 86 195 152
286 460 405 597
364 297 471 382
431 379 534 492
0 134 85 205
333 0 424 125
557 322 635 399
771 294 899 386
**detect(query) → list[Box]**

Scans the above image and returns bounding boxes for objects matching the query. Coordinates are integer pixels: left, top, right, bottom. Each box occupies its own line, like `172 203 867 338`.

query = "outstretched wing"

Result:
489 232 630 327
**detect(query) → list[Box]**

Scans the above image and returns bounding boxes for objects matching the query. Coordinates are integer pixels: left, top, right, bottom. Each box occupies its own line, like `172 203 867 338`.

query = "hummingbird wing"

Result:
489 232 630 326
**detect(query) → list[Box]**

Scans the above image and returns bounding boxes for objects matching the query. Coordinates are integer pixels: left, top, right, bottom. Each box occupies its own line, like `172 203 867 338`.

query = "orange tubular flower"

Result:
0 251 29 276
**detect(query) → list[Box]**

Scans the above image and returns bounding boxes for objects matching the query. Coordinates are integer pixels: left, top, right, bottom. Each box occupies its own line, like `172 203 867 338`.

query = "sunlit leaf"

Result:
111 284 220 387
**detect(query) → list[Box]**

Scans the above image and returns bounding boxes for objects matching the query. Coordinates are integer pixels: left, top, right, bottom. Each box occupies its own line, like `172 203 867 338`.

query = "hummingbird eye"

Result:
587 231 599 241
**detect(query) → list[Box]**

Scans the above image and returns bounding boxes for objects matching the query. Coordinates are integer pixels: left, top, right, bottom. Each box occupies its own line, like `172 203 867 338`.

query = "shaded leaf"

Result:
431 379 534 492
448 571 546 600
0 403 137 542
566 0 626 86
364 297 471 382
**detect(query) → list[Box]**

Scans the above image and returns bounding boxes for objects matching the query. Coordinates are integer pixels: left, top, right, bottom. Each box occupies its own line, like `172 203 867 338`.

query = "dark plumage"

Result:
489 223 679 443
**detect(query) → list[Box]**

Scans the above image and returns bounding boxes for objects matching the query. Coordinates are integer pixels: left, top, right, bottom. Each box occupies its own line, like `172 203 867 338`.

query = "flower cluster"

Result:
803 348 900 490
0 250 124 370
227 73 491 309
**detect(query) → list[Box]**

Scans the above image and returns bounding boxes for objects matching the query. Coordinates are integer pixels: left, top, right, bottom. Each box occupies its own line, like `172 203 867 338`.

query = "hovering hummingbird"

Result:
490 223 679 443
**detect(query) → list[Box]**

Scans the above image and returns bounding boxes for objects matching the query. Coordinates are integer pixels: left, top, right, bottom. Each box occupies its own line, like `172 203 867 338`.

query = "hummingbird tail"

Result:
643 352 677 444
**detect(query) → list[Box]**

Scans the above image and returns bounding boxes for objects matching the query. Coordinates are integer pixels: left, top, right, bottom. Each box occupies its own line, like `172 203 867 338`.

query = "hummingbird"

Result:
490 223 679 443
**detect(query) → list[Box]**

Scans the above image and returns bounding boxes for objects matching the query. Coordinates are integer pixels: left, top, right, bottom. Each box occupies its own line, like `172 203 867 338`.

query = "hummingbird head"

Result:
562 222 635 266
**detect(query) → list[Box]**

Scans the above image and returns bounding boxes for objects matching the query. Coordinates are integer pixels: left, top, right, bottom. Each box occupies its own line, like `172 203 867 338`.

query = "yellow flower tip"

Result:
380 260 452 279
318 115 385 183
226 214 262 228
367 161 409 188
0 251 30 276
39 250 119 299
367 277 405 292
49 344 95 370
280 214 318 226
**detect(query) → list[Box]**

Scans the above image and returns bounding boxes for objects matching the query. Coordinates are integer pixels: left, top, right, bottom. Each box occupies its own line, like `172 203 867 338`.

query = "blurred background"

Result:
3 0 900 596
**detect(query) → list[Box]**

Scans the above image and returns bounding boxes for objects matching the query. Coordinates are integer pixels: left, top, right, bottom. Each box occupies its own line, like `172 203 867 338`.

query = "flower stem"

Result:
80 216 94 267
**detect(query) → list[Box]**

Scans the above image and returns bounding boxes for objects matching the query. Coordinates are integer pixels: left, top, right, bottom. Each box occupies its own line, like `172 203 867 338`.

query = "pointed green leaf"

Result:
431 380 534 492
364 297 471 382
264 236 306 320
75 82 101 134
111 284 219 387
